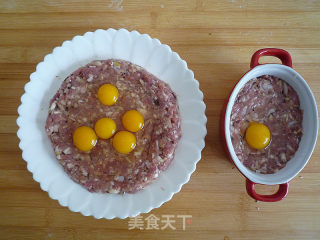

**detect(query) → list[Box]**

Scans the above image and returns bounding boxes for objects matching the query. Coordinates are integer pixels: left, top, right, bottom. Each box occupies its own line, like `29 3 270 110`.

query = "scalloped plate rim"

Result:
16 28 207 219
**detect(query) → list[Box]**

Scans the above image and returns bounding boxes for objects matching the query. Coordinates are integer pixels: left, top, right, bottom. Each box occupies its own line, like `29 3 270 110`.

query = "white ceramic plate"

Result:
17 28 207 219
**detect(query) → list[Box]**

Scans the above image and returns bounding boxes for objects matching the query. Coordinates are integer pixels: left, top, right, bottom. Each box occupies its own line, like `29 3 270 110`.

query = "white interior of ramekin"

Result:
225 64 318 185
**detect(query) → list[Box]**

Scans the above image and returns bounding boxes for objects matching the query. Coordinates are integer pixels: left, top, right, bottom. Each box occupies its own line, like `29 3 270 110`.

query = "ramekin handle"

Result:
250 48 292 68
246 179 289 202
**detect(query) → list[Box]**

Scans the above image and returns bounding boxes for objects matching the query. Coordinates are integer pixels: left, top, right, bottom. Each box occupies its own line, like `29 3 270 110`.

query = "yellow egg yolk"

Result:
97 84 119 106
122 110 144 132
94 118 117 139
245 122 271 150
73 126 97 151
112 131 136 154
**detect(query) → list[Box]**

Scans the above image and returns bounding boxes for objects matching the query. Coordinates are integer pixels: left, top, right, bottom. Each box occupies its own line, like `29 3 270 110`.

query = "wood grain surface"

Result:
0 0 319 239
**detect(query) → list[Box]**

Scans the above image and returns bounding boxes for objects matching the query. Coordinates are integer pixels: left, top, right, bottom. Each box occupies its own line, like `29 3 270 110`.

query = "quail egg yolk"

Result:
112 131 136 154
245 122 271 150
94 118 117 139
97 84 119 106
73 126 97 151
122 110 144 132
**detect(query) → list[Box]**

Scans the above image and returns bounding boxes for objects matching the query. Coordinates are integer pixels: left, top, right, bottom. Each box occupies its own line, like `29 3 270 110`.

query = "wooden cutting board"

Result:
0 0 319 239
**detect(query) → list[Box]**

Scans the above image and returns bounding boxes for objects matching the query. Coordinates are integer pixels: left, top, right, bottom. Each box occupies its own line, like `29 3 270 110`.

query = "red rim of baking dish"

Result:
220 48 296 202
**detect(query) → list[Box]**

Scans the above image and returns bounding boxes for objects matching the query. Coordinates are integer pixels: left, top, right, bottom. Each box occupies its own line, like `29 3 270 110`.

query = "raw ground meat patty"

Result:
45 59 181 193
230 75 303 174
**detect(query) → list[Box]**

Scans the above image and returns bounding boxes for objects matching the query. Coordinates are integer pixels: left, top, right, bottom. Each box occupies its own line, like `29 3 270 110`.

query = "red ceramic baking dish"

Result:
221 48 318 202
